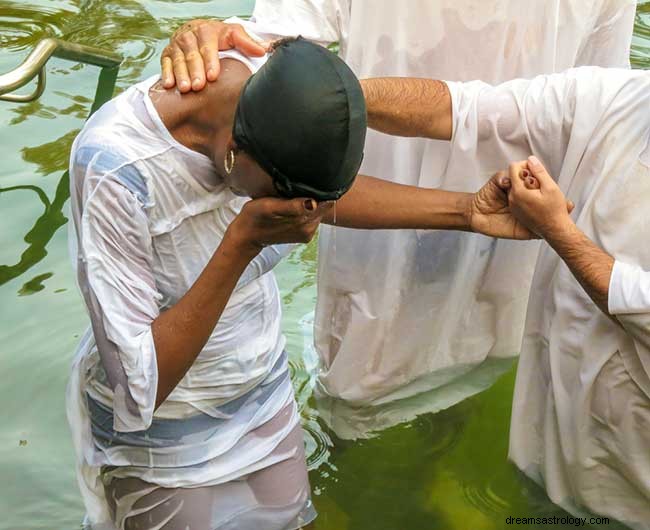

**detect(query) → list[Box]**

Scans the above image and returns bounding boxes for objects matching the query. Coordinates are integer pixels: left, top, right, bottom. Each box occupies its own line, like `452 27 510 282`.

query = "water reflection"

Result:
0 1 68 52
0 178 67 286
62 0 166 86
632 0 650 68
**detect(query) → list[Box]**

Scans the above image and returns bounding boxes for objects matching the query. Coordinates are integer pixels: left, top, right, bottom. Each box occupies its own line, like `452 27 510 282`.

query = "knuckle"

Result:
179 32 195 46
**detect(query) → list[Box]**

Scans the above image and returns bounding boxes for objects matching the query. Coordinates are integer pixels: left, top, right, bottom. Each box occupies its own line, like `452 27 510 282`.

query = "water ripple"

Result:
0 2 68 53
463 480 511 516
302 415 332 470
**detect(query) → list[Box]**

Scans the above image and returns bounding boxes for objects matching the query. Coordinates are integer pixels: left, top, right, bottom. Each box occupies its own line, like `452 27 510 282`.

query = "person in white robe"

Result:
159 0 637 438
359 66 650 530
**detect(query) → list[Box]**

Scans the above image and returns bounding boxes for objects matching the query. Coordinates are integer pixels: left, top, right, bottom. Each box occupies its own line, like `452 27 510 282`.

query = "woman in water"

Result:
67 37 533 530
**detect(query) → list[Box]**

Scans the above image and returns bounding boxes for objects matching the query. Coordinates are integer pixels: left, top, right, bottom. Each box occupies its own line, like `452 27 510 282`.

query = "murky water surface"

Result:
1 2 650 529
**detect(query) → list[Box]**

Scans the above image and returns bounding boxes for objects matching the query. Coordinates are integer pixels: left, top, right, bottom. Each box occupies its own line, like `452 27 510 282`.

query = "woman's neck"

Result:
150 59 252 163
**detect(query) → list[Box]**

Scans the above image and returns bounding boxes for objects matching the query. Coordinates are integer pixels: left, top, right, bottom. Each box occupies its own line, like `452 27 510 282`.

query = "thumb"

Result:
493 170 511 191
527 156 554 189
230 26 267 56
567 199 575 214
266 197 308 218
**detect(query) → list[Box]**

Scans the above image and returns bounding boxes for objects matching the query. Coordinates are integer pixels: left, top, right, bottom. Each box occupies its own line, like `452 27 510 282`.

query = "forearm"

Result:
545 221 614 316
324 174 471 230
360 78 453 140
151 234 257 407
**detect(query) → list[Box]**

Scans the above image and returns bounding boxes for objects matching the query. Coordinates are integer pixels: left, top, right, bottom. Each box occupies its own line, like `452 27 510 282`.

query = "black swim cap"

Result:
233 37 366 201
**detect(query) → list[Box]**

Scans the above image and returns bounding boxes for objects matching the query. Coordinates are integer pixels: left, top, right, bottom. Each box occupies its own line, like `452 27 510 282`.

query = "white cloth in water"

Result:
246 0 637 411
66 43 315 529
447 66 650 529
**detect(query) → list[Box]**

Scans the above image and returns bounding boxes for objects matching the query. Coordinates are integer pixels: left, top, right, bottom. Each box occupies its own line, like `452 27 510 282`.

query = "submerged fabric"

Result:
245 0 637 414
100 406 315 530
448 67 650 529
66 44 315 529
233 37 366 201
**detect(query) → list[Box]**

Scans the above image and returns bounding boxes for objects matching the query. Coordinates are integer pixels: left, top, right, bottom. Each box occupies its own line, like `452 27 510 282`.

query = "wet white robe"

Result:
246 0 637 414
447 66 650 529
66 46 316 529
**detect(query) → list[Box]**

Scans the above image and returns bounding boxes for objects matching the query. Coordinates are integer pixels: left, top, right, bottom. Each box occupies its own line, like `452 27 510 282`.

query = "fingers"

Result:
526 156 554 190
196 22 221 82
567 200 575 214
522 171 541 190
508 161 527 193
166 42 192 93
493 170 511 191
161 54 175 88
508 160 543 193
228 25 267 57
176 30 207 92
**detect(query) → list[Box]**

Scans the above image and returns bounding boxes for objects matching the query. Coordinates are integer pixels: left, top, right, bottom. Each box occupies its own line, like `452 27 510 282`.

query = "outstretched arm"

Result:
360 78 453 140
324 172 561 241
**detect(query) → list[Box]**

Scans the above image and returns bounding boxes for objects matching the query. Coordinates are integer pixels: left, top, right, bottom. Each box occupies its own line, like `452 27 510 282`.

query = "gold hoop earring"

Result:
224 149 236 175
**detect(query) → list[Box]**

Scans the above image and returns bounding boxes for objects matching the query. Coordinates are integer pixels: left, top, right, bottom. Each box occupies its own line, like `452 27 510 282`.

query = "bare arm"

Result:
323 174 471 230
544 222 614 315
360 78 453 140
323 172 545 241
151 197 330 408
152 233 255 407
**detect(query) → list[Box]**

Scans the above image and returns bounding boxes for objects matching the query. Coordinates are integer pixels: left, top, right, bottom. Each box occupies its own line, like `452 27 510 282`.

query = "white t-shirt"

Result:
65 48 305 525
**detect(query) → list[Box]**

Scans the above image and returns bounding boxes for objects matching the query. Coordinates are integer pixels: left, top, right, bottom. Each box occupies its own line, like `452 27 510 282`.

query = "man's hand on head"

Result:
161 19 268 93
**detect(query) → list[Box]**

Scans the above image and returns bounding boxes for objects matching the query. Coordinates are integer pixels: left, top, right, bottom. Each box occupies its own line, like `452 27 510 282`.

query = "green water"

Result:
1 2 650 529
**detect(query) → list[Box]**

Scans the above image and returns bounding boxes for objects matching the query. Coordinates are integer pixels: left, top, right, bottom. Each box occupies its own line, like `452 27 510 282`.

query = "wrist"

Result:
222 226 262 263
542 215 577 248
460 193 474 232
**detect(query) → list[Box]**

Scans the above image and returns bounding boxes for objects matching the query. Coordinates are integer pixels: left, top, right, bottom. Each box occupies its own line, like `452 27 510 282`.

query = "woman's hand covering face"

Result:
161 19 268 92
225 197 335 256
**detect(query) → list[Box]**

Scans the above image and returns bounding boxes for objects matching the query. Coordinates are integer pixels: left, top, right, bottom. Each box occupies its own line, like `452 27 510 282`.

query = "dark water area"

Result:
1 2 649 529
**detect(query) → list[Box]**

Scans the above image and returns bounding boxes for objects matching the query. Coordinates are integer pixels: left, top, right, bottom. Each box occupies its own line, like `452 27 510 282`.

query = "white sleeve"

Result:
609 260 650 315
446 67 647 180
81 176 160 432
245 0 350 46
575 0 636 68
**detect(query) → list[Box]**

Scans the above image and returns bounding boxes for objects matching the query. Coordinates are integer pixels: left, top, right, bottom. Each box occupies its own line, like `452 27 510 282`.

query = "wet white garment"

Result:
446 66 650 528
66 45 316 529
248 0 637 409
